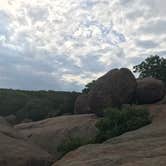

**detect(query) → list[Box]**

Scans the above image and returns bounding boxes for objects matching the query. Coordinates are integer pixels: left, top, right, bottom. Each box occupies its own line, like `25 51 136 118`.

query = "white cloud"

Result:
0 0 165 91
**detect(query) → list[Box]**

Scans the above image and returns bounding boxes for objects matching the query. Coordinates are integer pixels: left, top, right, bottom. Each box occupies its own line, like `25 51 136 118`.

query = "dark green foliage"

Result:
95 106 151 143
82 80 96 93
16 98 56 121
57 107 151 157
0 89 28 116
57 137 92 157
0 89 79 122
133 55 166 84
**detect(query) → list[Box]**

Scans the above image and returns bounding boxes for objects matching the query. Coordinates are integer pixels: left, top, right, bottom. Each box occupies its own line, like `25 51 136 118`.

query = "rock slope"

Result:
15 114 98 160
53 104 166 166
0 117 53 166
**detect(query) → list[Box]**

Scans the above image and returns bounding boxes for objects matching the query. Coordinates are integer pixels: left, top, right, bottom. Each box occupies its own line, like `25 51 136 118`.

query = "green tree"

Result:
133 55 166 84
82 80 96 93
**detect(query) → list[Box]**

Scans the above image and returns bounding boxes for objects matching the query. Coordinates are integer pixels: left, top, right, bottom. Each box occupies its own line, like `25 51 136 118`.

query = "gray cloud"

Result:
0 0 165 91
80 54 106 72
140 19 166 35
135 40 158 49
0 10 10 36
27 6 49 22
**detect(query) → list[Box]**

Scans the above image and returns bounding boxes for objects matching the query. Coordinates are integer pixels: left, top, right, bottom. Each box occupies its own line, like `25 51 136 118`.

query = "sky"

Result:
0 0 166 91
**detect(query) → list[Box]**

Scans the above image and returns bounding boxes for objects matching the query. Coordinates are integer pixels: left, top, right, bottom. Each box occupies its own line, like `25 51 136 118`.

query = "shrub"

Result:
57 107 151 157
57 137 92 157
95 106 151 143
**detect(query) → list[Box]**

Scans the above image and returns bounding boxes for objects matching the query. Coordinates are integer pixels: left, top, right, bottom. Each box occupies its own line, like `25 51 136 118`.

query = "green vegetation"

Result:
57 137 92 157
0 89 79 122
82 80 96 93
133 55 166 84
95 106 151 143
57 106 151 158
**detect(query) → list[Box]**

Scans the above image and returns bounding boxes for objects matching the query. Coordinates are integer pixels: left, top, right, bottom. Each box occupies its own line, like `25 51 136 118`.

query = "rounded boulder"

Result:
136 77 165 104
88 68 137 115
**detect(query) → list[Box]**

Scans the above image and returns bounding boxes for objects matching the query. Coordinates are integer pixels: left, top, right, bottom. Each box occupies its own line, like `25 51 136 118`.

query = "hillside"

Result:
0 89 79 122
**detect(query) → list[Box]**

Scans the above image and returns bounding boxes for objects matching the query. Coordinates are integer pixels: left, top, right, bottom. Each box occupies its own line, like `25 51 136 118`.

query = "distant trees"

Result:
133 55 166 84
0 89 79 122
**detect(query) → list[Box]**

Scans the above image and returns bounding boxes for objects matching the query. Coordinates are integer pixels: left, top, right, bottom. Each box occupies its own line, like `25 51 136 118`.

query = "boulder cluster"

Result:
0 68 165 166
75 68 166 115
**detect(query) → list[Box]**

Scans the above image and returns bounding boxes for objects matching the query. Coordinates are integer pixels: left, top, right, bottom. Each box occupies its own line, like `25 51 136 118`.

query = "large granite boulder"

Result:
74 94 91 114
136 77 165 104
52 104 166 166
0 117 53 166
15 114 98 161
88 68 136 115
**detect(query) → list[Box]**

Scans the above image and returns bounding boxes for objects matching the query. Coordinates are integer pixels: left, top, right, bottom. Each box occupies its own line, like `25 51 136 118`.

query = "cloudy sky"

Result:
0 0 165 91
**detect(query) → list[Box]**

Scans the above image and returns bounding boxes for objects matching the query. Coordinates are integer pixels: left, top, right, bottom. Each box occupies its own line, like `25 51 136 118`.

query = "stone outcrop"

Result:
15 114 98 160
52 104 166 166
88 68 136 115
136 77 165 104
0 117 53 166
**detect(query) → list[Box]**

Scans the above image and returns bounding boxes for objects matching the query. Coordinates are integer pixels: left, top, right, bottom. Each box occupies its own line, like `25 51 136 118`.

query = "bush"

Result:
57 137 92 157
57 107 151 157
95 106 151 143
